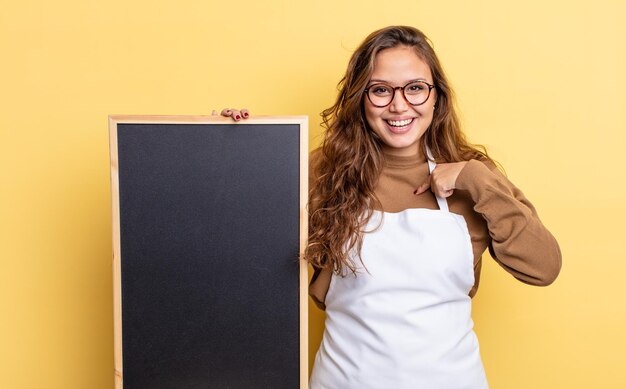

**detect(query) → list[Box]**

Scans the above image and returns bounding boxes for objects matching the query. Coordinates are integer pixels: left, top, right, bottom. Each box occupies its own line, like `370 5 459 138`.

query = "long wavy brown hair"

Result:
305 26 495 275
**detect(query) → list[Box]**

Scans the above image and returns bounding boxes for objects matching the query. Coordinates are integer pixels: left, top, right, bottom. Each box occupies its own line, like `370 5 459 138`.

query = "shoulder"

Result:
473 155 501 173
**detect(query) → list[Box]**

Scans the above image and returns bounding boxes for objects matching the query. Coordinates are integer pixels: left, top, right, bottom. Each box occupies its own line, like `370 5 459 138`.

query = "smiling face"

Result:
364 45 437 157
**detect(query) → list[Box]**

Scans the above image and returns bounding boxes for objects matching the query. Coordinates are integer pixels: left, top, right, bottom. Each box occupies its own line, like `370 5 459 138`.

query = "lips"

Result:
385 118 415 133
386 118 413 127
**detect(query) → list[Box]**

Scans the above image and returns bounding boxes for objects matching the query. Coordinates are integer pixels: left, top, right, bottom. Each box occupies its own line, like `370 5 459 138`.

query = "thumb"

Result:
413 179 430 196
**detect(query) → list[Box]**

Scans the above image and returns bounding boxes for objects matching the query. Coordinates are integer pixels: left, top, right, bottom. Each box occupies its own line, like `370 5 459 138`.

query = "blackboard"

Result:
109 116 308 389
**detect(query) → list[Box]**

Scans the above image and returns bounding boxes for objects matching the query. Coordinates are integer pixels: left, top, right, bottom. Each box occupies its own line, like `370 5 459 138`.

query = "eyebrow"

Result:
368 78 428 85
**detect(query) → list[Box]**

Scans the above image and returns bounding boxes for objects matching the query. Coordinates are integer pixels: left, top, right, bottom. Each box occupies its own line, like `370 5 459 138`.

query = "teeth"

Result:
387 118 413 127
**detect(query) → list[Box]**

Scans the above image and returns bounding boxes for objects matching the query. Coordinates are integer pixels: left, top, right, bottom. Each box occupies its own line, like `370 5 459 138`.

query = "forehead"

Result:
370 46 432 83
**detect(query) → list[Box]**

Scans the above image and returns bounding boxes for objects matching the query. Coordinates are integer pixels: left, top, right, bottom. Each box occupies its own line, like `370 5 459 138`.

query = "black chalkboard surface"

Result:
109 116 309 389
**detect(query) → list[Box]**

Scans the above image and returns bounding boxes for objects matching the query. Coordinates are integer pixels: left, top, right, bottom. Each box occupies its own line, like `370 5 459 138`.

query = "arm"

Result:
455 159 562 286
309 267 329 310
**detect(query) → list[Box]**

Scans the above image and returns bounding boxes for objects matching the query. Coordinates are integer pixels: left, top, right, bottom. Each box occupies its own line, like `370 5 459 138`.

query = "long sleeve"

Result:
455 159 562 286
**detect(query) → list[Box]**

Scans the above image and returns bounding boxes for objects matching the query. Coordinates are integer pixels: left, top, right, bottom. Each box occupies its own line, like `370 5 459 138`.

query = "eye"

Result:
406 82 426 93
370 84 391 96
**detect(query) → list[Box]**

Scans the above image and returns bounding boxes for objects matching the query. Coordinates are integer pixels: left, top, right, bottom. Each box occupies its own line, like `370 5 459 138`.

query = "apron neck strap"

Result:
426 145 450 212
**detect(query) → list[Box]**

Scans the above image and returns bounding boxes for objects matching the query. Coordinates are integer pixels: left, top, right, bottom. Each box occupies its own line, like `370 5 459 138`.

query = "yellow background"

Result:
2 0 625 388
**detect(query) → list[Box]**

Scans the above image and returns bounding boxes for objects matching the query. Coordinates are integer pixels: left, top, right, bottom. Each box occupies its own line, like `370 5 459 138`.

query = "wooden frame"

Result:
109 115 308 388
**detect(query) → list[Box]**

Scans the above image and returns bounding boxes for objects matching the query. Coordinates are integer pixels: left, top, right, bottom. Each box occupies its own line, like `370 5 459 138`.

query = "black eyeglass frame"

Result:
364 80 436 108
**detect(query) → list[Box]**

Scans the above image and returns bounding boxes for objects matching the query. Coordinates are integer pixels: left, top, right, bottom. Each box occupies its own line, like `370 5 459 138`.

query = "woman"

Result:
223 25 561 389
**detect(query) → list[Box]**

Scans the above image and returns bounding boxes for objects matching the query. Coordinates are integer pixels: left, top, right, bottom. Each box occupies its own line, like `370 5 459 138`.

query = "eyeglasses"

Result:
364 80 435 108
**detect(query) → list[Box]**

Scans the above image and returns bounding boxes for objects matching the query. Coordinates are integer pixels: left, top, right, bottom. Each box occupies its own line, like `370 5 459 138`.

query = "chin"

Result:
381 136 419 151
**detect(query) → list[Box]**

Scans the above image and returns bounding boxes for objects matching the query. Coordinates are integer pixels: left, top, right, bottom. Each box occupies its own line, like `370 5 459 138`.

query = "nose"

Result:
389 87 409 112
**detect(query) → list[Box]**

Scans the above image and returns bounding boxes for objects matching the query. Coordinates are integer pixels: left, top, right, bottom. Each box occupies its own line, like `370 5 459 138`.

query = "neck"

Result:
381 145 425 168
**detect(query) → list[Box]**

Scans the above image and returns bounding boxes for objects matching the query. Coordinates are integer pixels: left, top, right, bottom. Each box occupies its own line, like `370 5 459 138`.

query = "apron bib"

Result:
310 149 488 389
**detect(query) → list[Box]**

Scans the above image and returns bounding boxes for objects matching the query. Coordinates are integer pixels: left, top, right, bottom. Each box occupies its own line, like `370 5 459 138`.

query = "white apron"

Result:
309 151 489 389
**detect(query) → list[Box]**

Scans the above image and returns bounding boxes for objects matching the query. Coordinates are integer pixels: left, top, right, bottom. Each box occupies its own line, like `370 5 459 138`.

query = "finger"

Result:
442 189 454 198
413 180 430 195
221 108 233 117
231 109 242 121
241 108 250 119
433 184 453 198
211 110 217 116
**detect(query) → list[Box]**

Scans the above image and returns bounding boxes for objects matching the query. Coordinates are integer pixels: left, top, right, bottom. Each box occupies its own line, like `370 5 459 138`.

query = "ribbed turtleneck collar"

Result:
382 146 426 169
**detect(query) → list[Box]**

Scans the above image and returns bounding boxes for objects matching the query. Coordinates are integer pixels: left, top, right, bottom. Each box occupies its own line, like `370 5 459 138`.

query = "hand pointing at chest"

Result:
414 161 468 198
